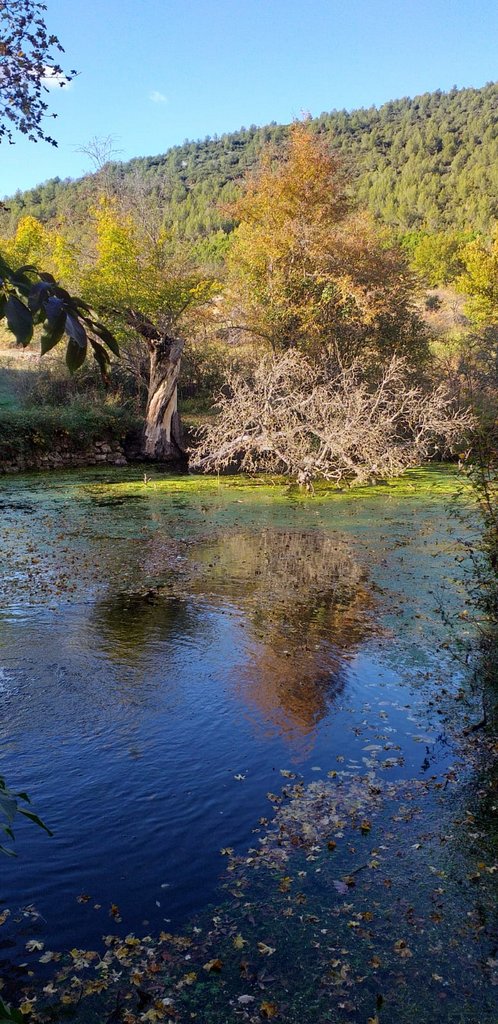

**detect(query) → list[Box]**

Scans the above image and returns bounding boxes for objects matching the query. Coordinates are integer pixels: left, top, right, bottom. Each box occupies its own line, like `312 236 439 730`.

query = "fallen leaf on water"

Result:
0 910 10 926
333 880 349 895
203 958 223 972
237 995 255 1005
233 934 247 950
258 942 276 956
394 939 413 959
39 950 61 963
260 1000 279 1018
26 939 44 952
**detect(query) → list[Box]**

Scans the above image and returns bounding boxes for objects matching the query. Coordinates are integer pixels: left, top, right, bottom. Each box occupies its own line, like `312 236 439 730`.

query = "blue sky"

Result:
2 0 497 197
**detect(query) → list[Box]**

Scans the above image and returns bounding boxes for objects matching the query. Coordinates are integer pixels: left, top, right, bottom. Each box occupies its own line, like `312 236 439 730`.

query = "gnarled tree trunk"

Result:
144 334 186 462
125 310 188 465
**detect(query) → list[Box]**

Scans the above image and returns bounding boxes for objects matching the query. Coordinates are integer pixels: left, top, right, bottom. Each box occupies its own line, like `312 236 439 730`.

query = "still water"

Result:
0 467 477 962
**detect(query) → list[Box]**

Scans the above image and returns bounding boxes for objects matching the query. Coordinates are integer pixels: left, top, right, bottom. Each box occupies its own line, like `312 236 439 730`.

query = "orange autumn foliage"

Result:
227 122 426 363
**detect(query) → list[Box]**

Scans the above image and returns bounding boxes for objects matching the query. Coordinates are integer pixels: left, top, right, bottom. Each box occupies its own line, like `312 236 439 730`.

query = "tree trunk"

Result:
143 334 187 464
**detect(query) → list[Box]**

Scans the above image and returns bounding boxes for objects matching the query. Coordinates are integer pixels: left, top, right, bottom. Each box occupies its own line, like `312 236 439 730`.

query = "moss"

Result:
80 463 466 501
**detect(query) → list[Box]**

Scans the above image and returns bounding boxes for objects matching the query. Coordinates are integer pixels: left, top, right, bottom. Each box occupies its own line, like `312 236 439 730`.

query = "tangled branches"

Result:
192 352 473 486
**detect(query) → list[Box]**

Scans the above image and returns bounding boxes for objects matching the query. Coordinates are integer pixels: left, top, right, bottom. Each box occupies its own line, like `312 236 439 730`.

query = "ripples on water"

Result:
0 468 476 959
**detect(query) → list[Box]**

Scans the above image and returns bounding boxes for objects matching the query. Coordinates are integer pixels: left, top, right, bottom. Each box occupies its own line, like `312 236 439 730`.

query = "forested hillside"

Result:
2 82 497 241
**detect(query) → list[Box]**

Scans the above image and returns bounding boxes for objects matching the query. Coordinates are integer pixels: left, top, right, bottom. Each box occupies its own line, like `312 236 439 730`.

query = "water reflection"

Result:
93 529 375 739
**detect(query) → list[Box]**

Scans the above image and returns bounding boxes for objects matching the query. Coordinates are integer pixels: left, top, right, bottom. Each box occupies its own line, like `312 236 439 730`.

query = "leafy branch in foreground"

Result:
0 259 119 376
0 774 52 857
193 353 474 487
0 0 77 146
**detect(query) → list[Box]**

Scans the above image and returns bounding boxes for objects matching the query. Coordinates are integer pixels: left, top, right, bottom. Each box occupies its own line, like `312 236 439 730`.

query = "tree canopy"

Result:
225 122 426 363
1 82 496 236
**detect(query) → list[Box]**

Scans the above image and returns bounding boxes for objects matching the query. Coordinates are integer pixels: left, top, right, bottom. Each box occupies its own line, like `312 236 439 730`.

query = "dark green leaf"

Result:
0 792 18 824
44 295 65 323
5 295 33 347
73 296 92 313
0 845 16 859
40 310 67 355
90 338 111 378
0 997 24 1022
89 319 120 355
66 336 87 373
65 312 87 349
28 281 51 313
18 808 53 836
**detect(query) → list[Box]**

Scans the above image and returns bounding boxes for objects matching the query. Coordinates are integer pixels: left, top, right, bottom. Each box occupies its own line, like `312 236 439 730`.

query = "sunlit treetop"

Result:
0 0 76 145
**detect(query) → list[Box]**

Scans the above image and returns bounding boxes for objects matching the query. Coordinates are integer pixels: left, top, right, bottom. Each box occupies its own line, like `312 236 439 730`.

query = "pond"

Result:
0 466 496 1022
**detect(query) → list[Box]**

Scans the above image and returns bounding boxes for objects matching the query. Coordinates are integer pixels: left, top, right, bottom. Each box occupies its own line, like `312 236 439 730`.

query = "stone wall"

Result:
0 437 130 474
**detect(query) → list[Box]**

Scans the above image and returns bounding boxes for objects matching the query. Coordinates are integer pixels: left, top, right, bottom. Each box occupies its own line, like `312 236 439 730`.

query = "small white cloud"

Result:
149 90 167 104
41 66 71 90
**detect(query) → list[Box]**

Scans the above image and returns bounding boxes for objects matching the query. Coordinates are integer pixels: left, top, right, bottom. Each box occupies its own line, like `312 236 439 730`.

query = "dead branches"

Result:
192 352 473 484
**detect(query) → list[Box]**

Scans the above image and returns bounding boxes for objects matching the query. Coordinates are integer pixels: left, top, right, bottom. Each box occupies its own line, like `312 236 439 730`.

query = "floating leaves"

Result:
203 958 223 973
257 942 276 957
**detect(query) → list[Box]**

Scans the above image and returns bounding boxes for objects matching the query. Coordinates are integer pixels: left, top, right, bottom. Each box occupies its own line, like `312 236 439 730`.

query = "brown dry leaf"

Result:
360 820 372 833
369 955 382 968
203 958 223 972
327 840 337 851
278 876 292 892
260 1000 279 1018
394 939 413 959
182 971 197 986
0 910 10 926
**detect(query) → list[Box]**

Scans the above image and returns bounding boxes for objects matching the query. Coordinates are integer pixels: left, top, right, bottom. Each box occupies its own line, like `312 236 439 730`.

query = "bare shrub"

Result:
192 352 473 486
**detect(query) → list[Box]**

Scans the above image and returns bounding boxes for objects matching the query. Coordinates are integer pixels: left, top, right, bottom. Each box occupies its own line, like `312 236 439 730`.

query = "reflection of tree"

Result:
91 528 374 742
187 530 375 740
92 590 201 666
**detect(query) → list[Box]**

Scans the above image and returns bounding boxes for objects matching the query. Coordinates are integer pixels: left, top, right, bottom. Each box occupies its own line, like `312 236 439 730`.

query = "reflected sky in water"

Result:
0 468 470 956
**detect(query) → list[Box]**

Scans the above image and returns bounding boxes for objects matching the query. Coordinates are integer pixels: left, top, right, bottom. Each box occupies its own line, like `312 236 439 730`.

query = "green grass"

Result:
0 402 142 459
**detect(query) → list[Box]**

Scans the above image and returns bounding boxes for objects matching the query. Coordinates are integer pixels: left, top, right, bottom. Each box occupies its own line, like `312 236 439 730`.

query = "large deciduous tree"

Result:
0 0 76 145
81 200 219 462
226 122 427 363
